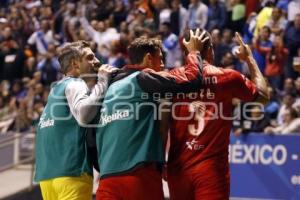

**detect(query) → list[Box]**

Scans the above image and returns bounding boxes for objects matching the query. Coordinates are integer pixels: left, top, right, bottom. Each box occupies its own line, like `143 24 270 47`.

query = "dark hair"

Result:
261 26 271 35
183 28 212 58
128 36 162 64
57 41 90 74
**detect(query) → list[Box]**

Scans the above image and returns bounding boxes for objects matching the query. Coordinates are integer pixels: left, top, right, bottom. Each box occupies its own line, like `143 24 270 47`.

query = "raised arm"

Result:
137 51 202 94
235 32 270 104
137 29 209 94
79 6 97 41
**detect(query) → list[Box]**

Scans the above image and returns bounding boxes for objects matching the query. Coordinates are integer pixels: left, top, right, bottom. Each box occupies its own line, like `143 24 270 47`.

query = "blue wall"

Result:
230 134 300 200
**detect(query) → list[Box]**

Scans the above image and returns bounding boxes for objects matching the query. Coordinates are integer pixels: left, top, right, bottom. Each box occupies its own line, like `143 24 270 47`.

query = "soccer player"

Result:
95 30 208 200
166 31 269 199
35 41 115 200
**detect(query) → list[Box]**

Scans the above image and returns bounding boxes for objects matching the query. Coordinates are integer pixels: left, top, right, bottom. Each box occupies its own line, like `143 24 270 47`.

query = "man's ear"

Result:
71 59 80 70
142 53 152 67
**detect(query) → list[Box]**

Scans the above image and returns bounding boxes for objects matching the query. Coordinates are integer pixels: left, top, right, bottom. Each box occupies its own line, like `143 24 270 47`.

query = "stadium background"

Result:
0 0 299 199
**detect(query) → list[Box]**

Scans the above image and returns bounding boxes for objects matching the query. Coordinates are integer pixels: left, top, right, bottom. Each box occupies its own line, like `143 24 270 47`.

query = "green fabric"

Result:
96 72 164 177
232 4 246 21
35 77 92 182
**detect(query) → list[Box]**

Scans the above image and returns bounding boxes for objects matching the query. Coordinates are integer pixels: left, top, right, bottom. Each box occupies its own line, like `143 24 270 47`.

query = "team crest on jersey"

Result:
186 139 205 151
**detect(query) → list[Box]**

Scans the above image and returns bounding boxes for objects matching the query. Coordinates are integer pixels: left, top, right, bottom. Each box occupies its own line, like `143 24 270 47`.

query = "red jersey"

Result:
168 62 258 173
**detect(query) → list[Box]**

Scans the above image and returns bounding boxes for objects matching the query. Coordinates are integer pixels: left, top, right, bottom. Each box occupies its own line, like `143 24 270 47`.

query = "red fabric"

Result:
245 0 259 17
168 51 201 83
265 48 288 77
168 157 230 200
167 63 257 198
254 42 288 77
96 165 164 200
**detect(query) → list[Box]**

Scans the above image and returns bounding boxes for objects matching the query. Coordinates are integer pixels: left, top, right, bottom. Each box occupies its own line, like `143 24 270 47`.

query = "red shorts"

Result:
96 164 164 200
167 159 230 200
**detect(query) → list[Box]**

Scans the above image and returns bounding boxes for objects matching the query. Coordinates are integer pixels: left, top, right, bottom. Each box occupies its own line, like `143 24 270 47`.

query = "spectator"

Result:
23 57 37 79
13 99 32 132
32 71 42 84
128 7 155 32
187 0 208 29
36 43 60 86
169 0 188 36
0 26 25 81
252 26 272 73
253 1 273 37
39 5 53 20
160 22 182 68
234 105 270 135
10 80 26 101
243 12 257 44
276 0 289 15
220 52 235 69
254 35 288 89
264 86 280 120
80 8 120 59
8 6 32 47
26 2 41 31
221 29 235 51
281 78 296 97
27 19 58 56
206 0 227 32
107 40 126 68
109 0 128 28
230 0 246 33
287 0 300 22
284 13 300 78
89 0 114 21
277 92 297 126
264 7 287 41
265 107 300 134
157 0 172 28
211 28 229 66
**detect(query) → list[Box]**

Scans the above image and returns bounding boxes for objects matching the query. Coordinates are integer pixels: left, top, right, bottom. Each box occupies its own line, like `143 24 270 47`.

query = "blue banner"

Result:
230 134 300 200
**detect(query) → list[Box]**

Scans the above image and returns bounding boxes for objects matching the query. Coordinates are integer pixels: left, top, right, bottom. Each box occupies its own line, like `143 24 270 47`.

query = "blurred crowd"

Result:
0 0 299 135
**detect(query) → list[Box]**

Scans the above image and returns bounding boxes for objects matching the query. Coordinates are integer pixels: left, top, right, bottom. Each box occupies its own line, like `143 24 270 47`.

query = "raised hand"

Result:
234 32 253 61
183 28 209 53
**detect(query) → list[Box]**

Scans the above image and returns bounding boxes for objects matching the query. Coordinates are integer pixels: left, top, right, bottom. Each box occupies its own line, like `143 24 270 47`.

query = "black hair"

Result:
183 28 212 58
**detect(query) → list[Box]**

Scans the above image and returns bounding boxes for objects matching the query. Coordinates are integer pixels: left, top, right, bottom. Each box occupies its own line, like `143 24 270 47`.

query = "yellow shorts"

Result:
39 173 93 200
